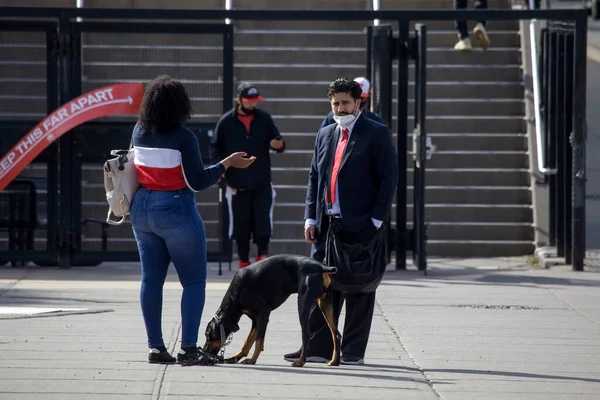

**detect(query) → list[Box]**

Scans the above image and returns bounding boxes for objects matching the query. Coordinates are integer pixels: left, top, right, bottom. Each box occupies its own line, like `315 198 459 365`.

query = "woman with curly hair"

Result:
131 75 255 366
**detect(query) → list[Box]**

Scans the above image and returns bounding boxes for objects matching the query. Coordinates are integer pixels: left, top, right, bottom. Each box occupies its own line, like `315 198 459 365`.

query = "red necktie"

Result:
328 128 349 205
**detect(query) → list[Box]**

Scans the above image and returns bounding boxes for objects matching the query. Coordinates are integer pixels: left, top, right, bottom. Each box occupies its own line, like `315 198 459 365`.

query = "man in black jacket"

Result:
211 83 285 269
284 78 398 365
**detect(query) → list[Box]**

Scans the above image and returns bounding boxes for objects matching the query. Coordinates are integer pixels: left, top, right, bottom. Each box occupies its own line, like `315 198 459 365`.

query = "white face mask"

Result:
333 114 356 129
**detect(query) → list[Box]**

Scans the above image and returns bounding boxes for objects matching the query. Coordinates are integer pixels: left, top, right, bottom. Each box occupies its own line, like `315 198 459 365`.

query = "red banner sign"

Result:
0 83 144 192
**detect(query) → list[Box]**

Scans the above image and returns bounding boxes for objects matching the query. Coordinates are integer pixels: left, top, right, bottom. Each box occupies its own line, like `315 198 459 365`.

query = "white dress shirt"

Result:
305 112 382 230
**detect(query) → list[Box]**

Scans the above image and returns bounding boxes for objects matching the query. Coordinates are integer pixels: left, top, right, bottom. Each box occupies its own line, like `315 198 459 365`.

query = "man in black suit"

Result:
284 78 398 365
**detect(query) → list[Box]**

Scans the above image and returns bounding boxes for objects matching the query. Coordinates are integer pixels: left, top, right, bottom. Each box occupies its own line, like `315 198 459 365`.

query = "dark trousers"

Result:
306 215 378 359
454 0 488 39
230 184 273 262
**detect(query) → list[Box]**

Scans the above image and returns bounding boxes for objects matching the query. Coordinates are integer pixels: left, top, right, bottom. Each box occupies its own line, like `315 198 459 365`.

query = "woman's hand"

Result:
221 152 256 169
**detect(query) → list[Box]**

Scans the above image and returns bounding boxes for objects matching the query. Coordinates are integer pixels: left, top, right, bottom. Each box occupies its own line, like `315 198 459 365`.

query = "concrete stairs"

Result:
0 0 534 259
379 0 533 257
229 0 533 258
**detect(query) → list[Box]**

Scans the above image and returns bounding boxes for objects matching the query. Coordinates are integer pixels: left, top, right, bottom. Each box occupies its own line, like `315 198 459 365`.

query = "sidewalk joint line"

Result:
376 298 443 400
151 318 182 400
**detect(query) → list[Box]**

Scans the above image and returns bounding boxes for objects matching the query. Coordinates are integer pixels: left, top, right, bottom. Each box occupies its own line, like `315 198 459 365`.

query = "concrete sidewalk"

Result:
0 257 599 400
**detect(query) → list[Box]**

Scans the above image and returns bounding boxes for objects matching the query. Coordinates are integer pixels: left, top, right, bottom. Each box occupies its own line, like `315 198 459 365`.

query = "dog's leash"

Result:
216 313 233 360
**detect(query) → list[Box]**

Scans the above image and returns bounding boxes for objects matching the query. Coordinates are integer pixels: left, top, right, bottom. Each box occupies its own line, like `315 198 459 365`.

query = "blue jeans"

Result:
130 187 208 348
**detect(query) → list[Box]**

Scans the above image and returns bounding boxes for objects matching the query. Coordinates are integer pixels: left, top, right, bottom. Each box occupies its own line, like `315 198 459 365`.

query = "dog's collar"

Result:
214 308 240 333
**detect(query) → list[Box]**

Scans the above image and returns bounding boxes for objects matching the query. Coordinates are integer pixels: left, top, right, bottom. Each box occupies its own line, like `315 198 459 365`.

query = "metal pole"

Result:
555 30 566 258
564 30 574 265
395 20 409 270
76 0 83 22
416 24 427 273
373 0 380 26
571 15 587 271
548 27 558 247
225 0 232 25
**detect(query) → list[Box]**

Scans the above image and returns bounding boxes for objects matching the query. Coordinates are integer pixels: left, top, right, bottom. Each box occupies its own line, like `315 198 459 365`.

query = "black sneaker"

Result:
148 347 176 364
176 347 222 366
283 349 329 363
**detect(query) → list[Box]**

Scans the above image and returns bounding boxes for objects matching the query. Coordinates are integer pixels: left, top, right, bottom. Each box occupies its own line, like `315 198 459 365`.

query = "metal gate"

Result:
368 22 428 272
0 21 60 266
0 18 233 267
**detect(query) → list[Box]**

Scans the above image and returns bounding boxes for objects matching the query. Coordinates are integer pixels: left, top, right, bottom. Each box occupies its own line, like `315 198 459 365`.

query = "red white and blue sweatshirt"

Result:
132 123 225 192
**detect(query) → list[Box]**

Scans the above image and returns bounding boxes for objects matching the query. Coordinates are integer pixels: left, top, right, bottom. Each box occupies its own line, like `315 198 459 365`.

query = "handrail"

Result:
373 0 380 26
529 0 557 174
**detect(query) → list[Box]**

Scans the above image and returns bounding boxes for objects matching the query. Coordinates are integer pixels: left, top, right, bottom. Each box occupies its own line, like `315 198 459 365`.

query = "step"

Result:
270 167 529 187
80 34 223 47
267 221 532 242
226 240 534 259
398 204 533 223
379 0 513 9
0 65 46 81
0 0 73 6
270 116 525 134
232 0 368 9
425 223 533 241
234 29 519 48
258 98 523 117
269 151 528 170
232 43 520 65
80 64 223 81
260 202 533 224
231 47 520 66
235 65 521 85
422 241 534 257
272 184 530 205
282 133 528 152
80 0 225 8
233 19 519 32
406 186 531 204
242 81 523 100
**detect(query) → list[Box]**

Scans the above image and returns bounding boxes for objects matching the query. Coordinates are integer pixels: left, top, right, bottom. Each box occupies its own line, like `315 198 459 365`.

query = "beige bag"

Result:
103 148 140 225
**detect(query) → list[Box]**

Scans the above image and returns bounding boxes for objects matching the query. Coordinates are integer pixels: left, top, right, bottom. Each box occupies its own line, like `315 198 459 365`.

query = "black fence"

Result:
0 6 589 271
539 21 581 268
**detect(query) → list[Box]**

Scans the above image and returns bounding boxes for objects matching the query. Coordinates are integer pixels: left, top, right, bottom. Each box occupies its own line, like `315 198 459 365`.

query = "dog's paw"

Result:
327 359 340 367
240 359 256 365
224 357 239 364
291 360 305 367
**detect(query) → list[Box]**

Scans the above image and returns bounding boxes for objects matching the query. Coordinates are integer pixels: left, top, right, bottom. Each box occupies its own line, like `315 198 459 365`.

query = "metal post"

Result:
571 15 587 271
415 24 427 273
219 26 235 274
564 29 574 265
45 27 59 259
395 20 409 270
547 27 557 247
555 29 566 258
372 0 380 26
58 13 74 267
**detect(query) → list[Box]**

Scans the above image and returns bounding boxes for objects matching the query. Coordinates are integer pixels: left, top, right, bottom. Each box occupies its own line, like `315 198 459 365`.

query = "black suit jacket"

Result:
304 113 399 234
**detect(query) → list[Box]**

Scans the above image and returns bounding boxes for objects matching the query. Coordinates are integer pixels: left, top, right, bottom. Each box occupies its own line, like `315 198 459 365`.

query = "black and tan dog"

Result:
202 254 341 367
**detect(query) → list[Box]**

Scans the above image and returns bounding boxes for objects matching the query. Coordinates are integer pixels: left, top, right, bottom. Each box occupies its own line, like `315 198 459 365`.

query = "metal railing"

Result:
529 0 557 175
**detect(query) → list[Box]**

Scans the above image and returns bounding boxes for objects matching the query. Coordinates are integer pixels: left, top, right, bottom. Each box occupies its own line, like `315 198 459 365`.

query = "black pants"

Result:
230 184 273 262
306 215 378 359
454 0 488 39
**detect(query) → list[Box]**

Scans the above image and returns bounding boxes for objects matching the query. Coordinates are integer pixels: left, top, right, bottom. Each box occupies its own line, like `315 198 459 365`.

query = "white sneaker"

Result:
473 23 491 49
454 38 472 51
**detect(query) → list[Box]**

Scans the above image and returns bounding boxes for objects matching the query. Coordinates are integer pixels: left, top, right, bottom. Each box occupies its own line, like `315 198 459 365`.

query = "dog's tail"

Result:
320 265 337 274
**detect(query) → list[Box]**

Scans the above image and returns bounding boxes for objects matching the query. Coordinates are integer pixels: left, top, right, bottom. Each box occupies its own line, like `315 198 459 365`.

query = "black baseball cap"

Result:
237 82 264 102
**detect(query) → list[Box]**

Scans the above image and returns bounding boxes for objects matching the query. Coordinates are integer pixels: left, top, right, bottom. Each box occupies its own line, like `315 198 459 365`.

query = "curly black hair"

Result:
138 75 192 134
327 78 362 100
